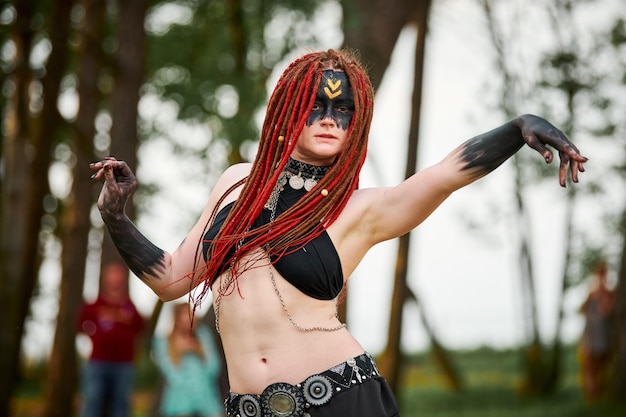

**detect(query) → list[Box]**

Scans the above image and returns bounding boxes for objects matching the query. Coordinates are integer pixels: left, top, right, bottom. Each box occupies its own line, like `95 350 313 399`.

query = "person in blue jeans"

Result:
153 303 224 417
77 261 145 417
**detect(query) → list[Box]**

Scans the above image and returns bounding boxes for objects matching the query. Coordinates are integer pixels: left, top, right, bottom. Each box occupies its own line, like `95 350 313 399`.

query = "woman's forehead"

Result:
319 70 351 99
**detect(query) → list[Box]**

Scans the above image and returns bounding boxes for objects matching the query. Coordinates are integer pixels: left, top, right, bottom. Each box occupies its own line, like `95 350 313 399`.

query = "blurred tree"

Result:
0 0 72 414
42 0 114 416
343 0 463 394
480 0 625 397
480 0 554 394
607 16 626 401
1 0 340 415
347 0 453 394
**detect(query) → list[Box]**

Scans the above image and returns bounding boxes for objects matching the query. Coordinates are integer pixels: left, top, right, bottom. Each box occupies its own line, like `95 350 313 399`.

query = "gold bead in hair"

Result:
321 189 329 197
278 135 285 143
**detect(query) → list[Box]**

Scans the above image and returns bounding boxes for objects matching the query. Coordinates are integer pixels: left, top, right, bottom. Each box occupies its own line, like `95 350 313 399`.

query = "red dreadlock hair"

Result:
192 49 374 304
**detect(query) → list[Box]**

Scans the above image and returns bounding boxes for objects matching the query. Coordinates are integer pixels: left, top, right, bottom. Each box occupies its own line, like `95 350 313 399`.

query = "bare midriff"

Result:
212 257 364 394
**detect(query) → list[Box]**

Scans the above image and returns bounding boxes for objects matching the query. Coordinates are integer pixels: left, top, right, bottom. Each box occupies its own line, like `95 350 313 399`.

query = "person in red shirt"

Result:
77 261 145 417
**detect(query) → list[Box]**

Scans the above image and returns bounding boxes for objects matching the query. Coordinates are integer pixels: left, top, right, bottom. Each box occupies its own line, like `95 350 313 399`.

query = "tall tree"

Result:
608 16 626 400
38 1 334 414
0 0 71 413
343 0 452 394
0 1 37 412
481 0 548 393
480 0 625 396
42 0 106 415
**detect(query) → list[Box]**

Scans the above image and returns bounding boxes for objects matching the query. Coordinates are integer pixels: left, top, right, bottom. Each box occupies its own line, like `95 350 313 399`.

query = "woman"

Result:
152 303 223 417
91 49 587 417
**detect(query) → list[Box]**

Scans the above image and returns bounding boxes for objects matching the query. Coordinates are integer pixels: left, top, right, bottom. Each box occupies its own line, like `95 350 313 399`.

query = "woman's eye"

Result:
312 103 322 111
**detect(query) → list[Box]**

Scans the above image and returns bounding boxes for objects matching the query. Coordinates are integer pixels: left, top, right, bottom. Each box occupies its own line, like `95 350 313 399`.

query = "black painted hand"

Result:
515 114 587 187
90 156 137 220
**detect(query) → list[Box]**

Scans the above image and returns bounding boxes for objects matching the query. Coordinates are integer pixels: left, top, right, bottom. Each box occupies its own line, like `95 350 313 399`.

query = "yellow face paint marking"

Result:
324 79 342 99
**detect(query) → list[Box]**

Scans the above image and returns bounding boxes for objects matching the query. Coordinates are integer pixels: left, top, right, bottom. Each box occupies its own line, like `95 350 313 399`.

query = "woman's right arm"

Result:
90 157 249 300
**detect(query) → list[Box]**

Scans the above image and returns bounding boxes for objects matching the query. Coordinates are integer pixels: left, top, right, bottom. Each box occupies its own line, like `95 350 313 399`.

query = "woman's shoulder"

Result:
209 163 252 202
220 162 252 183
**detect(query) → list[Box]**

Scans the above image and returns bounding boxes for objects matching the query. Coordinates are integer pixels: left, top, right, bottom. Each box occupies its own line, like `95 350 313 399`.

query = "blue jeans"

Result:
82 360 135 417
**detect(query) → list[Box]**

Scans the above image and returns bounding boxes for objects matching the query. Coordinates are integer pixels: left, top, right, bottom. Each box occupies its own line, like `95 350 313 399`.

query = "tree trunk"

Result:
42 1 104 415
342 0 419 90
546 185 576 392
100 0 149 269
342 0 435 393
406 288 462 391
374 0 432 393
480 0 548 395
0 1 49 414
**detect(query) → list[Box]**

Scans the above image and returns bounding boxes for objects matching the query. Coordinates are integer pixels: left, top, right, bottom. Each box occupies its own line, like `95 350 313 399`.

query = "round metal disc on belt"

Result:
261 382 304 417
238 394 262 417
302 375 333 406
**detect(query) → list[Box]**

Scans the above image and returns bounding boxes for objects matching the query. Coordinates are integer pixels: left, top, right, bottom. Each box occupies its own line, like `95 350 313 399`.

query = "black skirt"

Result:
308 375 399 417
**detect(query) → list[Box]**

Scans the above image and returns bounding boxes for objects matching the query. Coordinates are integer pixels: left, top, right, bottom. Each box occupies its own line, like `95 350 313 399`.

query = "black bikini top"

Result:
202 185 344 300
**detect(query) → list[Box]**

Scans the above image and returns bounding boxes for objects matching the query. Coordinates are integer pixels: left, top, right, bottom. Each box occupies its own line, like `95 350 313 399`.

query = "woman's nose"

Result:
319 111 336 126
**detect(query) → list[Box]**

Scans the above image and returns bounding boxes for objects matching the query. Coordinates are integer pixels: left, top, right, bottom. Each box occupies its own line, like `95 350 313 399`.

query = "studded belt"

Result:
225 352 380 417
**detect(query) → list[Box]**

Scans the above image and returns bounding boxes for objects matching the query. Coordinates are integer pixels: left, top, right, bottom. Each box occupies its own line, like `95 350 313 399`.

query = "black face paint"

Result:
306 70 354 130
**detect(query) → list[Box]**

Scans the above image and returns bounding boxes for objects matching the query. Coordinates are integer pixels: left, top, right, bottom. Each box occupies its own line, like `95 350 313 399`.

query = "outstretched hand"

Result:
515 114 587 187
90 156 137 219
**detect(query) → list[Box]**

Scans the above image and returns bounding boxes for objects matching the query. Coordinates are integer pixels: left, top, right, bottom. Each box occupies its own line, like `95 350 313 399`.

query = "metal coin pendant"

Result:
304 178 317 191
289 174 304 190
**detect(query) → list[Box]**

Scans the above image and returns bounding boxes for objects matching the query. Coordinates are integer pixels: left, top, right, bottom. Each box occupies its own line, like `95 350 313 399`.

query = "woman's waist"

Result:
223 330 364 393
224 352 381 416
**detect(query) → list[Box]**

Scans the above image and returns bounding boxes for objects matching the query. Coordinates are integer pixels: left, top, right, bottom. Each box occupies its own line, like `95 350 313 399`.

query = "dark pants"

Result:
82 360 135 417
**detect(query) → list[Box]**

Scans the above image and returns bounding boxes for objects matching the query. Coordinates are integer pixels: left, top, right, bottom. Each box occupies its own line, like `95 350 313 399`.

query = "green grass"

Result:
397 346 624 417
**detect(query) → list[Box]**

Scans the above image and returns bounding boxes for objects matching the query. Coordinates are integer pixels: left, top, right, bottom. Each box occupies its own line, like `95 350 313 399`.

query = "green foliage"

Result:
143 0 329 163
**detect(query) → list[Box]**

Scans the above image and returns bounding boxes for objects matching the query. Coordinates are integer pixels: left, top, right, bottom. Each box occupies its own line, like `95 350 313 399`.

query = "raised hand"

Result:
90 157 166 280
515 114 587 187
90 156 137 220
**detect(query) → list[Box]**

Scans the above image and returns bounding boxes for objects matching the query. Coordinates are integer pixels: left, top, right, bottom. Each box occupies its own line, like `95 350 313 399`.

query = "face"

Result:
101 263 128 300
292 70 355 165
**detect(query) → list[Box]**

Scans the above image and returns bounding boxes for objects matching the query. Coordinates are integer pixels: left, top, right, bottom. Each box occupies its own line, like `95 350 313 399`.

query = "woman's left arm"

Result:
365 114 587 243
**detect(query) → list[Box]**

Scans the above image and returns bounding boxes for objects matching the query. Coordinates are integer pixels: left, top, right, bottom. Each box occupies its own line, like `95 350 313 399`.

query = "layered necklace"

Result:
215 158 346 333
264 158 332 219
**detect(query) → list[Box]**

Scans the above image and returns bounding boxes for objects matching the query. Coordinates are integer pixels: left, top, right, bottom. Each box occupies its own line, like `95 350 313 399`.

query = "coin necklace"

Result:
264 158 331 213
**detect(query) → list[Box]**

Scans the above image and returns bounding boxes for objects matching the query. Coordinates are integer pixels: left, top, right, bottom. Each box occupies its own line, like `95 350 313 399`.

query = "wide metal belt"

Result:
225 353 380 417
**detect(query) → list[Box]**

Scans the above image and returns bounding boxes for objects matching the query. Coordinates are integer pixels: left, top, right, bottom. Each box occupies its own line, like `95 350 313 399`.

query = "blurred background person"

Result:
152 303 224 417
76 261 145 417
578 259 616 402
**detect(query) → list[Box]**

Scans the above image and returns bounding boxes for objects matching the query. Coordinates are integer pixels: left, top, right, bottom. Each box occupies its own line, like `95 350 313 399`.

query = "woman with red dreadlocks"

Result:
91 49 587 416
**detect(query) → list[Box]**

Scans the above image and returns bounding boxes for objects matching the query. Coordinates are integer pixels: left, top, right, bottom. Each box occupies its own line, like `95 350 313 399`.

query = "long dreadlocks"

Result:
192 49 374 304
